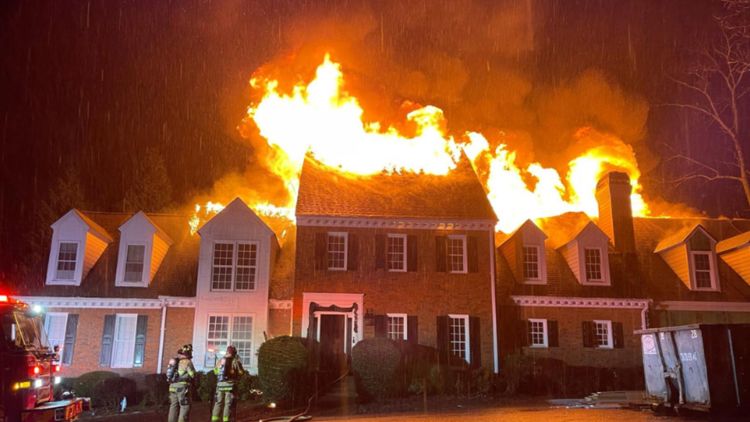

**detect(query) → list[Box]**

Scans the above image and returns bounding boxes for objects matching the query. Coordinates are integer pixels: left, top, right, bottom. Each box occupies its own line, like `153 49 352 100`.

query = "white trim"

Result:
386 313 408 340
301 292 364 345
386 234 408 272
448 314 471 364
447 235 468 274
210 240 260 292
593 320 614 349
582 247 607 285
157 304 167 374
528 318 548 348
269 299 293 310
521 244 546 284
116 243 149 287
512 296 651 331
111 313 138 368
205 312 256 368
655 301 750 312
488 231 499 373
48 241 83 286
689 250 720 291
327 232 348 271
16 296 196 309
43 312 68 350
298 215 495 231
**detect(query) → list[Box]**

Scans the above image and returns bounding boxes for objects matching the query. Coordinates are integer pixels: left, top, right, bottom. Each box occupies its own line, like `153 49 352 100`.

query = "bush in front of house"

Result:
196 370 217 402
257 336 314 407
59 371 139 409
67 371 120 403
142 373 170 406
351 338 402 401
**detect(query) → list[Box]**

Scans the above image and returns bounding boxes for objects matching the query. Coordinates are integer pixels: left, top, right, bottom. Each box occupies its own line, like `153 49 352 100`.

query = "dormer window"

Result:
55 242 79 280
654 224 720 292
522 245 542 282
688 229 718 291
584 248 604 283
123 245 146 282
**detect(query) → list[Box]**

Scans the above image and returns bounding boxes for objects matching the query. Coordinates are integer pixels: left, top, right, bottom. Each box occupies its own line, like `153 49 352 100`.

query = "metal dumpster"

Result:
636 324 750 413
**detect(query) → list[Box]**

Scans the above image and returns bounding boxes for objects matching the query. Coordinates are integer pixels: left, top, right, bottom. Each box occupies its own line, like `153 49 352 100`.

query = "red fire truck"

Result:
0 294 88 422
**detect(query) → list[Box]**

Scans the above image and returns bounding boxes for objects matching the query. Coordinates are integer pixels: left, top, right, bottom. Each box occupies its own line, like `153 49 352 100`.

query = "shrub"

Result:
68 371 120 402
95 376 138 409
257 336 313 407
235 373 261 401
351 338 402 401
142 373 169 406
196 370 217 402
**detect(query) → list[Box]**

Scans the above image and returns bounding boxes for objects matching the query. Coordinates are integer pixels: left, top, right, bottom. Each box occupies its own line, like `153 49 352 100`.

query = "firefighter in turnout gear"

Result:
211 345 246 422
167 344 196 422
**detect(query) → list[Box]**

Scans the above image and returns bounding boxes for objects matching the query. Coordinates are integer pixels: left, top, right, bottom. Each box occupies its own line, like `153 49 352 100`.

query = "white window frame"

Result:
122 243 147 283
44 312 68 350
448 314 471 364
52 241 80 284
210 240 259 292
447 235 468 274
593 320 613 349
110 313 138 369
528 318 548 348
522 245 544 284
386 313 408 340
689 251 718 291
205 313 254 368
386 234 407 272
327 232 348 271
583 247 605 284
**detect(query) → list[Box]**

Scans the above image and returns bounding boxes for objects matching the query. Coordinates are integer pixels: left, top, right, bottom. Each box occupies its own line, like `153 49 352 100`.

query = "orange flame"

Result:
192 54 655 234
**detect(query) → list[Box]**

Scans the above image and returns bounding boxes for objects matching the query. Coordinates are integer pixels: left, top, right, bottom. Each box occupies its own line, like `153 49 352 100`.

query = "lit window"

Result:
231 316 253 366
206 315 230 366
123 245 146 282
447 236 466 273
211 243 234 290
387 235 407 272
235 243 258 290
528 318 548 347
584 248 603 282
327 233 347 270
206 315 253 367
56 242 78 280
691 252 714 289
387 314 407 340
594 320 613 348
449 315 470 363
522 246 541 281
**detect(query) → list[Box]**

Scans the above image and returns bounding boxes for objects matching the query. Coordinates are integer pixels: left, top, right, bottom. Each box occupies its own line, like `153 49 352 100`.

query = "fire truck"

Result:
0 295 88 422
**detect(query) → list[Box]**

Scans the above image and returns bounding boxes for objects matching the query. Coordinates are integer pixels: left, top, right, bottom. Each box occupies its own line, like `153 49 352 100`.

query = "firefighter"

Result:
166 344 196 422
211 345 246 422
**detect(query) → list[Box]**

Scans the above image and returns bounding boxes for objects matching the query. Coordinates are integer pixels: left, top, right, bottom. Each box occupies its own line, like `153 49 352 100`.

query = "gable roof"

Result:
653 223 716 253
717 231 750 254
198 198 277 242
296 154 497 221
540 212 608 249
51 209 114 243
120 211 174 245
498 219 547 247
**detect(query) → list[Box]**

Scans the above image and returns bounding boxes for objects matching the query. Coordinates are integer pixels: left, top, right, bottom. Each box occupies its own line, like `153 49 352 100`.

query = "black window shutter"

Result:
467 236 479 273
612 322 624 349
309 317 319 340
375 234 386 270
582 321 594 348
314 233 327 270
407 235 418 272
436 316 450 364
62 314 79 365
548 320 559 347
469 316 481 368
133 315 148 367
435 236 447 272
374 315 387 338
407 316 418 343
99 315 116 367
347 233 358 271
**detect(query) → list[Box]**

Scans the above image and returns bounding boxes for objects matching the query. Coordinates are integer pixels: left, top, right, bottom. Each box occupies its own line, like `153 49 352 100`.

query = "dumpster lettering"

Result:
679 351 697 362
642 335 657 355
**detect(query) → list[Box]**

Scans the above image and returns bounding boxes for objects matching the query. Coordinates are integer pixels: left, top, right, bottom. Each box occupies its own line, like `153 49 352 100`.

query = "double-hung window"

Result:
111 314 138 368
386 234 407 272
448 314 470 363
206 314 253 367
528 318 548 348
44 312 68 350
386 313 407 340
55 242 78 280
584 248 604 282
522 245 541 282
327 233 347 271
593 320 613 349
447 236 467 273
123 245 146 282
691 252 714 289
211 241 258 291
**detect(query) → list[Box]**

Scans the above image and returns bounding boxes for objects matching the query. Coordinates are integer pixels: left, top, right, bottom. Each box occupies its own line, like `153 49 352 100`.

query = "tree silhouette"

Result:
123 147 174 212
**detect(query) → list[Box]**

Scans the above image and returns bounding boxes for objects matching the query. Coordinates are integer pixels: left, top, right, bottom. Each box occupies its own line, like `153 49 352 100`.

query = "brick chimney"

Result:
596 171 635 253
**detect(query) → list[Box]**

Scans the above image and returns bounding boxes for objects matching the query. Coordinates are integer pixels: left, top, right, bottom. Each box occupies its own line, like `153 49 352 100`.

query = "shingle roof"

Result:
295 154 497 221
34 211 199 298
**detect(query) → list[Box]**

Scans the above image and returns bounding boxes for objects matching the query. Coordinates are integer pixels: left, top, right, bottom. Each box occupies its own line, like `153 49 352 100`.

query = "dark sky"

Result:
0 0 746 280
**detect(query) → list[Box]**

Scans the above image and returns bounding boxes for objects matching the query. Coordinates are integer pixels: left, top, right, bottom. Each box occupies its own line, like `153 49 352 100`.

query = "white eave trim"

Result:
655 301 750 312
511 295 651 309
297 215 496 231
16 295 196 309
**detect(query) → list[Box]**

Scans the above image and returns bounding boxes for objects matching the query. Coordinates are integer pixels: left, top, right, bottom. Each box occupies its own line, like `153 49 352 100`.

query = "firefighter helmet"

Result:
226 345 237 357
179 344 193 358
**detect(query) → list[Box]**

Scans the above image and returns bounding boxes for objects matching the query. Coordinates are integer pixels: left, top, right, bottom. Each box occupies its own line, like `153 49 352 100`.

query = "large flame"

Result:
191 54 654 234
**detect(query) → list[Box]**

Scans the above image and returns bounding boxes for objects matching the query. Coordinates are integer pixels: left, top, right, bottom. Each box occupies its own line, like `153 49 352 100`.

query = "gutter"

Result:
156 301 168 374
488 230 499 373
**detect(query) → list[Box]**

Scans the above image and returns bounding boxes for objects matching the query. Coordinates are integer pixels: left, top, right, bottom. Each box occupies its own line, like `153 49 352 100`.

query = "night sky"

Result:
1 0 747 283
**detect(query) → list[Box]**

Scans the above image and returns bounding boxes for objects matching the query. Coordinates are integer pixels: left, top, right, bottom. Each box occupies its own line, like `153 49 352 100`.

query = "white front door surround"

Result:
302 293 364 348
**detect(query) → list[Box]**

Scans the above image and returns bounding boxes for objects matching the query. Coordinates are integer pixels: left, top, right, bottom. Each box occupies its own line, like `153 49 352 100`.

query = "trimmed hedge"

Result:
351 338 402 400
257 336 314 407
58 371 138 408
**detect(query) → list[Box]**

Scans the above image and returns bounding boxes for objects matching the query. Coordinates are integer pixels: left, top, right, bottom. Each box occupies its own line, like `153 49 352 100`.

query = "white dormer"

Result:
557 222 612 286
499 220 548 284
655 225 720 291
115 211 173 288
46 210 113 286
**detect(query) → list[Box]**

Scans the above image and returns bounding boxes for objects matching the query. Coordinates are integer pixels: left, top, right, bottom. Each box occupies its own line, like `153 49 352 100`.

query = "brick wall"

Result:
501 305 643 368
160 307 195 372
268 308 292 338
293 226 496 369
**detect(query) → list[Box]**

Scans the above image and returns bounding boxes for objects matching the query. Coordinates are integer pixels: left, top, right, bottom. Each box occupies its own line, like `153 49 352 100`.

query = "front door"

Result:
318 314 349 376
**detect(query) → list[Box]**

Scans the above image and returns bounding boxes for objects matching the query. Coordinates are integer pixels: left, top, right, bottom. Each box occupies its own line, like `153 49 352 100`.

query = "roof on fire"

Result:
296 154 497 221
